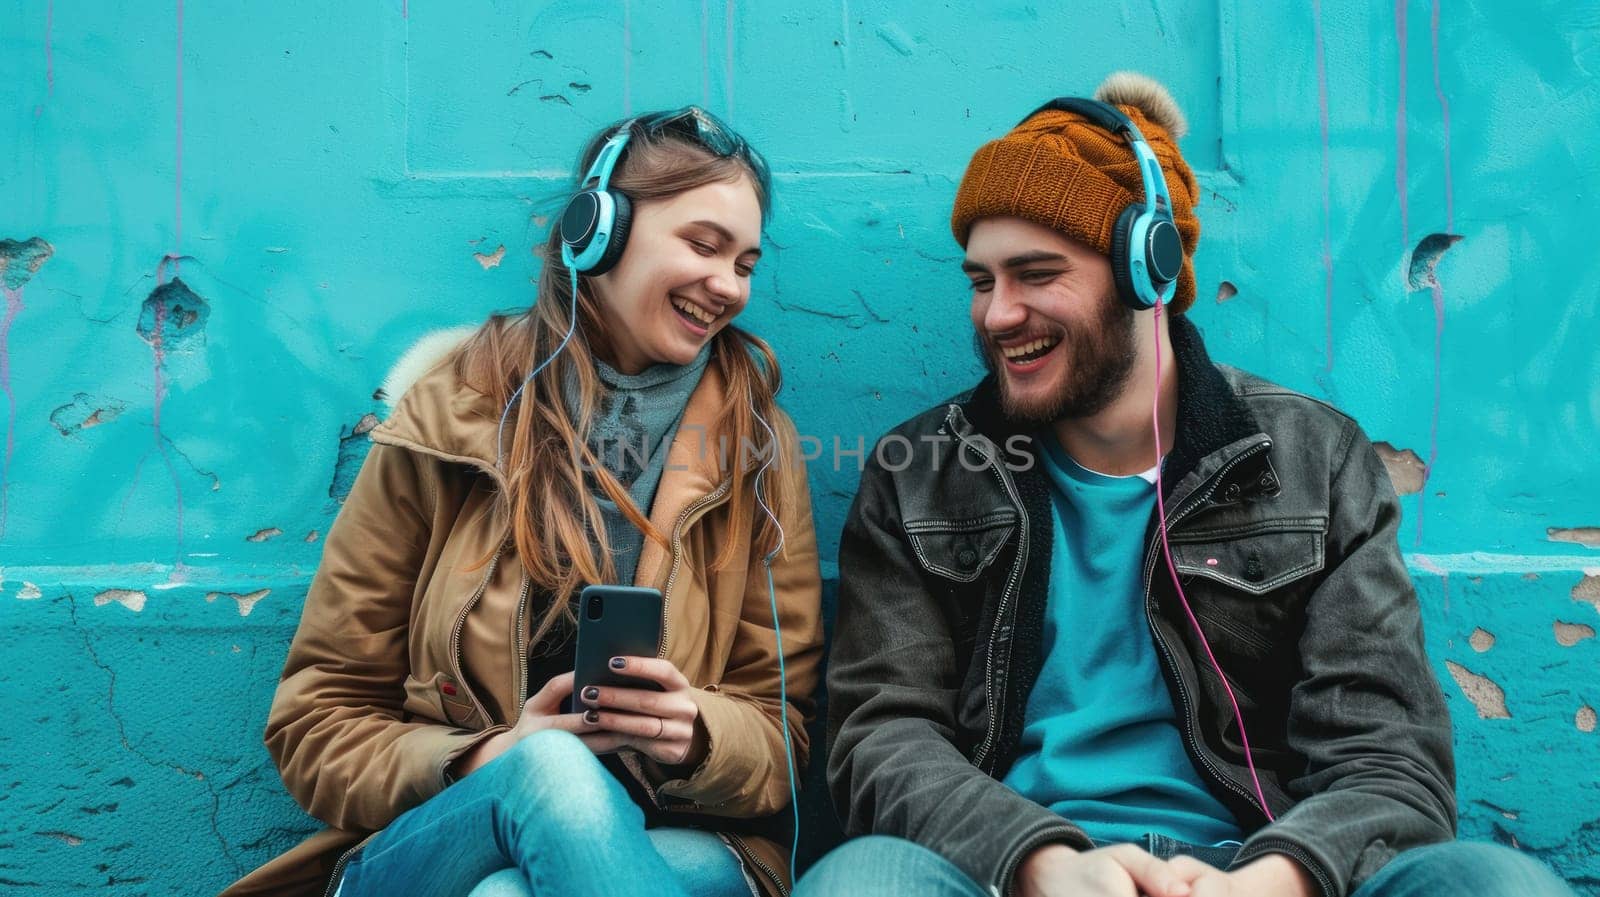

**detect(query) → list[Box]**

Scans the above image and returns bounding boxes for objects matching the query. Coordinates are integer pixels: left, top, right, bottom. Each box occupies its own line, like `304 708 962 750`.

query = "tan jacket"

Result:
219 350 824 897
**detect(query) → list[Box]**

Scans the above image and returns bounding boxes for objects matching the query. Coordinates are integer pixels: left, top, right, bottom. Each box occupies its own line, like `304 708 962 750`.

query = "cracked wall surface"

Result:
2 1 1597 894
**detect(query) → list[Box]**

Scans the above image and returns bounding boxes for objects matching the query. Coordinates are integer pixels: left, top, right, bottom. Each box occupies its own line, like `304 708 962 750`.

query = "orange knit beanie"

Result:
951 72 1202 313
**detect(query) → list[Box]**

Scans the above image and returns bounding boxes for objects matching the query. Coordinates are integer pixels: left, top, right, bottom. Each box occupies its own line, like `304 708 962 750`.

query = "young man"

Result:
804 74 1573 897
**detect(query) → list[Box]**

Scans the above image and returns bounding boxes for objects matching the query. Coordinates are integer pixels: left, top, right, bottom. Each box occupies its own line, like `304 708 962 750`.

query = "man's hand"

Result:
1015 843 1192 897
1166 854 1317 897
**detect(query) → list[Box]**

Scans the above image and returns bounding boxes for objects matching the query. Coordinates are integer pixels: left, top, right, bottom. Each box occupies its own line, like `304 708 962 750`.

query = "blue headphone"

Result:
558 124 636 276
497 124 636 468
1021 98 1184 310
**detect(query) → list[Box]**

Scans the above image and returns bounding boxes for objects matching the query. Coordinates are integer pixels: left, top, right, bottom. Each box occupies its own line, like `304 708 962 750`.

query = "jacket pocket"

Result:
403 671 482 729
904 510 1018 583
1168 518 1327 596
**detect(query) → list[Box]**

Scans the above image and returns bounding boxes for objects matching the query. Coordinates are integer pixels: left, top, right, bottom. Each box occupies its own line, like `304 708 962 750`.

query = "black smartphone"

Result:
572 585 666 708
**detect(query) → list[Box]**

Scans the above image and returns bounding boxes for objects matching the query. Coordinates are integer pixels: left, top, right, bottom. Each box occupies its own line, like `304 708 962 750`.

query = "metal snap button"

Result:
957 546 979 568
1223 482 1243 502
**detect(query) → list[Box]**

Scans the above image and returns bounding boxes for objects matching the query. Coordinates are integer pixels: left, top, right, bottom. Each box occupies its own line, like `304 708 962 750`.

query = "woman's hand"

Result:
450 671 597 778
577 656 709 771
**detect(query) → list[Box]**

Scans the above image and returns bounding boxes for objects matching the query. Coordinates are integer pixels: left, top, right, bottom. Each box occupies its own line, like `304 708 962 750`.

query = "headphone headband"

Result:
1019 94 1181 309
560 106 769 276
1021 97 1168 220
1021 97 1132 137
579 124 634 193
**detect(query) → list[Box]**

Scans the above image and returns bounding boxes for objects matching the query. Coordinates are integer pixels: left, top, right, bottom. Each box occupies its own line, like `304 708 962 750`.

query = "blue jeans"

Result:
1351 840 1576 897
335 730 751 897
795 834 1577 897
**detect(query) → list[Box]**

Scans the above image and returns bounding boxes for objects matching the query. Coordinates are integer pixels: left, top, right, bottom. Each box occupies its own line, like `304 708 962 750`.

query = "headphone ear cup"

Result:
1109 204 1146 309
585 191 633 277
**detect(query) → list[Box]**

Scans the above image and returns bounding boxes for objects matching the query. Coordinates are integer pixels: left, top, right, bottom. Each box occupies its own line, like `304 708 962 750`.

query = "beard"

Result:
975 290 1139 427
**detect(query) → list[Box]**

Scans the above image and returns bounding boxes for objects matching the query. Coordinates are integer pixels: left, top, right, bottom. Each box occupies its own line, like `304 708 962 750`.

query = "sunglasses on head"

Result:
630 106 771 189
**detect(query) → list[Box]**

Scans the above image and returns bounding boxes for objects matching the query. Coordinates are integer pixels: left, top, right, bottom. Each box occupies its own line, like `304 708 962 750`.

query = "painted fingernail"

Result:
609 657 626 670
582 686 599 702
584 710 600 724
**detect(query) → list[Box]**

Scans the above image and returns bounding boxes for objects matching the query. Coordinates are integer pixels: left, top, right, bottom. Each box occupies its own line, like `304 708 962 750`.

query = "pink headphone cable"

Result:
1149 300 1276 823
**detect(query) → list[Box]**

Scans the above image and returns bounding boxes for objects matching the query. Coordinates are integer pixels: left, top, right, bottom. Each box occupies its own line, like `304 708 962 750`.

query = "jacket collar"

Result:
1163 314 1263 483
961 314 1261 485
370 347 741 588
371 351 512 488
375 347 741 469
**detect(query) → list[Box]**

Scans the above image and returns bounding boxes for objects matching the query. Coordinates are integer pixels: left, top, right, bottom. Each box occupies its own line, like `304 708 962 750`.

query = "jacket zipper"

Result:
512 572 534 711
320 831 378 897
608 477 736 814
1140 440 1273 816
322 847 354 897
509 475 733 712
953 410 1029 775
656 477 735 657
725 832 789 897
448 543 505 727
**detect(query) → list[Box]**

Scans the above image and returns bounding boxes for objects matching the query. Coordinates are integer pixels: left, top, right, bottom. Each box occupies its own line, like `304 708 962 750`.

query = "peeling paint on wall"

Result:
1548 527 1600 549
1578 706 1597 734
0 237 57 539
473 244 506 270
0 237 55 289
1573 573 1600 614
1374 441 1426 495
1406 233 1462 290
1468 627 1495 652
1445 660 1510 719
1553 621 1595 647
245 528 282 542
328 413 380 504
137 279 210 349
2 569 46 600
125 274 213 575
204 589 269 616
49 393 129 436
92 589 147 613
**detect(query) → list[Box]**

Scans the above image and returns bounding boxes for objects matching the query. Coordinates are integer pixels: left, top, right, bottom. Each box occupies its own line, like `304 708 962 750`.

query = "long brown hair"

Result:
455 113 789 644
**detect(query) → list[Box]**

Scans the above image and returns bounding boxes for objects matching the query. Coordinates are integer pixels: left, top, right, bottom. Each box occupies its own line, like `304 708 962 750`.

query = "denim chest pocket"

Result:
1169 518 1327 596
904 510 1019 583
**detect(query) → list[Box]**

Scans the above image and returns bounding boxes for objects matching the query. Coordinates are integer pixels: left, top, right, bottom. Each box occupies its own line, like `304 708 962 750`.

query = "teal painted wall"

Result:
3 1 1597 892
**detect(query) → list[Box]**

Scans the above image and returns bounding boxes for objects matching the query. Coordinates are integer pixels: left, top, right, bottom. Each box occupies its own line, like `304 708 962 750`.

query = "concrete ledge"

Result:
3 557 1596 892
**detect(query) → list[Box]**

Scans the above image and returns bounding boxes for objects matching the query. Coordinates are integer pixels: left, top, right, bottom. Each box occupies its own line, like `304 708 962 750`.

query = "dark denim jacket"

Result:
826 317 1455 897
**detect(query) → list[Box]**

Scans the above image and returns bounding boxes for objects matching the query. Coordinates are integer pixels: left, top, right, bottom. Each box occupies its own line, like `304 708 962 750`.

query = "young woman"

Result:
220 107 824 897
